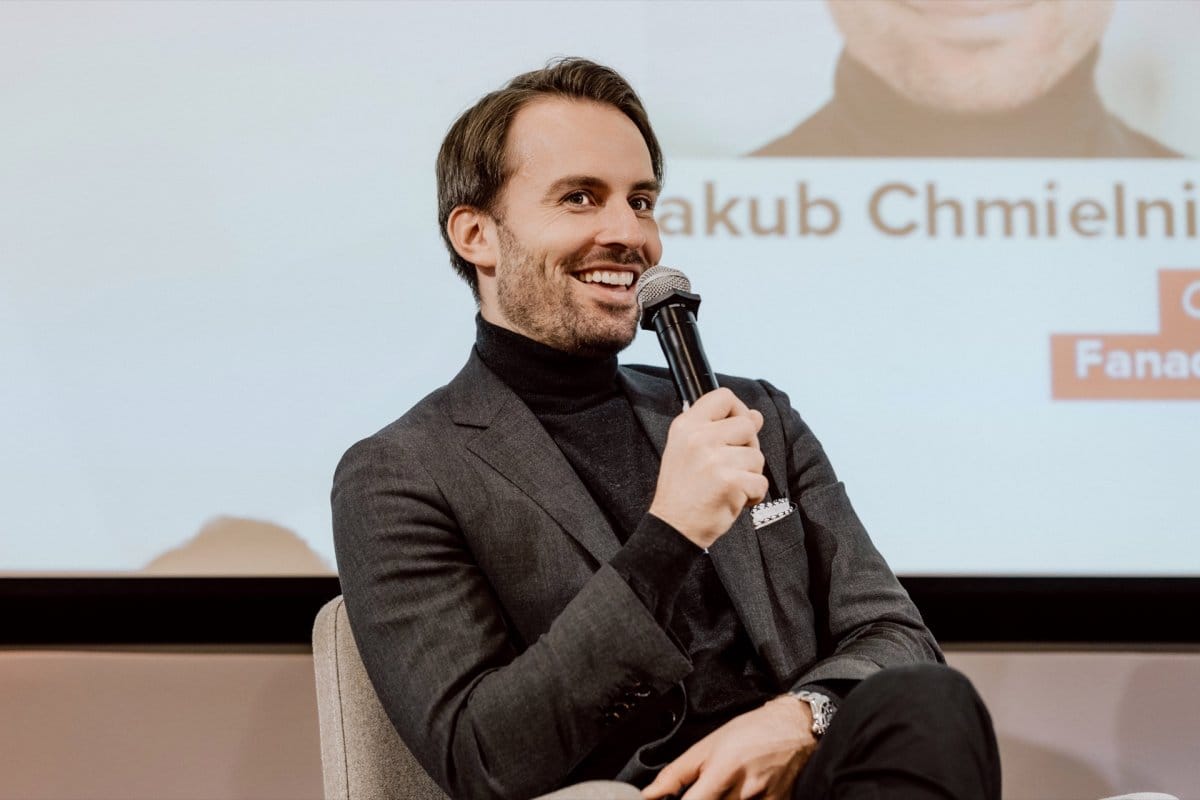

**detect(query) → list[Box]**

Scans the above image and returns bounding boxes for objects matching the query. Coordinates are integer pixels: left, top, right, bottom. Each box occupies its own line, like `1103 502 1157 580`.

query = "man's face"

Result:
828 0 1115 113
480 98 662 356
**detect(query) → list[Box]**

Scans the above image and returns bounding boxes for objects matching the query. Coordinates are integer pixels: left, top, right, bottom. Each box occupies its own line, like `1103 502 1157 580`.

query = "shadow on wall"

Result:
143 516 334 575
1115 660 1200 795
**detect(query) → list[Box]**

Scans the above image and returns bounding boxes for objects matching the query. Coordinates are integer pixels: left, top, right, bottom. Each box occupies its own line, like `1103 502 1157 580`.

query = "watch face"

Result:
791 691 834 736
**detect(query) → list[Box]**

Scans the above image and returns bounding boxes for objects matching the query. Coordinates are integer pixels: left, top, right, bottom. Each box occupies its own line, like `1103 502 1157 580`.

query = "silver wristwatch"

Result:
789 690 836 737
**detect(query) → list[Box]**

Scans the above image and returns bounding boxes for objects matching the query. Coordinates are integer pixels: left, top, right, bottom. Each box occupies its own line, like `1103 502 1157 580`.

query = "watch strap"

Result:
788 689 837 737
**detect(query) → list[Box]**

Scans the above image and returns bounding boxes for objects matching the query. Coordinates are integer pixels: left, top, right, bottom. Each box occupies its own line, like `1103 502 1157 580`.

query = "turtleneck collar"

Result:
833 46 1108 157
473 315 620 412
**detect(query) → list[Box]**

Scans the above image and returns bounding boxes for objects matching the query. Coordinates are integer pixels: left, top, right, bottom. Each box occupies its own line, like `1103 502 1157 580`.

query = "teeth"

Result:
579 270 633 287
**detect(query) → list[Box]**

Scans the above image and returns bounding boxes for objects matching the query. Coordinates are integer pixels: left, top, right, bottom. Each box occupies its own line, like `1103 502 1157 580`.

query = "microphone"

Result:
635 266 795 530
635 266 718 408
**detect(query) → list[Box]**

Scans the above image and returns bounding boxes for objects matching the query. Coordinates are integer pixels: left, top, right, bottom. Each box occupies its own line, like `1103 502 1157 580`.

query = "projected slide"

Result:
1 0 1196 575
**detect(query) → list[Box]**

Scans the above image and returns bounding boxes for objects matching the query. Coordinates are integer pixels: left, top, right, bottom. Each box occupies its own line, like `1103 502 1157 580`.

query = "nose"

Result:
596 200 648 252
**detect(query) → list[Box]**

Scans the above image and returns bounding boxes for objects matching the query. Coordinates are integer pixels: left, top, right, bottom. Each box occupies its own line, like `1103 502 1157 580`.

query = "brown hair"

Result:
436 58 663 299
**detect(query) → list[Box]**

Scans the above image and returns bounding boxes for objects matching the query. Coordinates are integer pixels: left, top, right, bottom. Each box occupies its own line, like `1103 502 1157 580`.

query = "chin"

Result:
573 334 635 358
570 321 638 357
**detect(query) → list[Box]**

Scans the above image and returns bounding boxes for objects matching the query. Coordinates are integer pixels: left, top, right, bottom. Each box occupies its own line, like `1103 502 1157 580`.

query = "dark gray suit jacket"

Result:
332 351 941 800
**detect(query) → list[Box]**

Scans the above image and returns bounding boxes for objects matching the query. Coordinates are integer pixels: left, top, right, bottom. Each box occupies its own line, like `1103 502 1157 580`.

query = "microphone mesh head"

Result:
636 266 692 312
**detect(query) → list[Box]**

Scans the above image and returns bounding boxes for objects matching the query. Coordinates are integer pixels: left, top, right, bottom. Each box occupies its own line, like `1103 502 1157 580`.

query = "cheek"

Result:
830 1 908 62
644 222 664 265
546 224 602 262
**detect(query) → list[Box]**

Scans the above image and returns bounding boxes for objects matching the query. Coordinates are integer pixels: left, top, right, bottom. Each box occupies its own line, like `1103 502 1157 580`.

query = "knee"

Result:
881 662 974 696
854 664 988 728
859 662 973 697
828 665 1001 799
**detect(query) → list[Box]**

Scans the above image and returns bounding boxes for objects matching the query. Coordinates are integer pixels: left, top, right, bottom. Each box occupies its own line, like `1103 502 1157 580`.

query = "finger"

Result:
680 760 741 800
643 752 703 799
690 387 749 422
706 416 761 448
740 772 773 800
723 444 766 473
738 473 770 507
640 771 681 800
761 763 803 800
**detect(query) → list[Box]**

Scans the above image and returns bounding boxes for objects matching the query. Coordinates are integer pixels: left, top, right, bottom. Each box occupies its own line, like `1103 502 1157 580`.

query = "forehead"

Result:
502 97 655 190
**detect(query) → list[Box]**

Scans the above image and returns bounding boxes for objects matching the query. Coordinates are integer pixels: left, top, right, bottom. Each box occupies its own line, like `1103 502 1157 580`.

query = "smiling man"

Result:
754 0 1180 158
448 97 661 356
333 59 1000 800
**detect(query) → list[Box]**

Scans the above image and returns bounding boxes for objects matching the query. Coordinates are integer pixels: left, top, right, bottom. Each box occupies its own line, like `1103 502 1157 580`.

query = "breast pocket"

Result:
755 503 805 559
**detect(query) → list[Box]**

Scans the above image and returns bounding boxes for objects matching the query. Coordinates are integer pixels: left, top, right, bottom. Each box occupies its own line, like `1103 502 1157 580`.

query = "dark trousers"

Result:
791 664 1001 800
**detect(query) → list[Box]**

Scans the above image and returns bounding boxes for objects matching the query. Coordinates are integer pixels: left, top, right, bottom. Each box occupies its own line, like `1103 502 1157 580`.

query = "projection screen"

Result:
2 0 1197 578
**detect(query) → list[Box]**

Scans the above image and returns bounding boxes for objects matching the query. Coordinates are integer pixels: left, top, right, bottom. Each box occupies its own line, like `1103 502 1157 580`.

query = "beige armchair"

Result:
312 595 641 800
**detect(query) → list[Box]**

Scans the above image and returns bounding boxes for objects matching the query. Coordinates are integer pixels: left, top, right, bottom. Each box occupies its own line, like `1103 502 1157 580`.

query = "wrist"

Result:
648 506 707 549
757 695 811 757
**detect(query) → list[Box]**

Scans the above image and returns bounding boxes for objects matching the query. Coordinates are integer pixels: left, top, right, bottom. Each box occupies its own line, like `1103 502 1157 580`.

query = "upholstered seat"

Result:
312 595 642 800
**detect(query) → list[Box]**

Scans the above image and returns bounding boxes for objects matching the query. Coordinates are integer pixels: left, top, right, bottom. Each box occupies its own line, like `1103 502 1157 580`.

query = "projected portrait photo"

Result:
752 0 1184 158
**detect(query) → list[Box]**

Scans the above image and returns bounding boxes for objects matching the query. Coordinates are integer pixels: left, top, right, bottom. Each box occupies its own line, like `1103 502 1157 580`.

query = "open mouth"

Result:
572 268 636 292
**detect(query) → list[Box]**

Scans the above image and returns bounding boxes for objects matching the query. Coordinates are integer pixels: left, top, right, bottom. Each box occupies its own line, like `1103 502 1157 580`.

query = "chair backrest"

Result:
312 595 450 800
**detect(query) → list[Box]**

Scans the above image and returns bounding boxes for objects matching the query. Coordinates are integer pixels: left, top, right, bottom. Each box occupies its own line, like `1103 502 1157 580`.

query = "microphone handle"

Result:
652 303 719 407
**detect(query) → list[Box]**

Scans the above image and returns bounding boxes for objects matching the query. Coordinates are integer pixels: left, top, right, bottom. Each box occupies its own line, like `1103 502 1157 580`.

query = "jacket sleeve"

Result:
332 431 692 800
759 380 945 688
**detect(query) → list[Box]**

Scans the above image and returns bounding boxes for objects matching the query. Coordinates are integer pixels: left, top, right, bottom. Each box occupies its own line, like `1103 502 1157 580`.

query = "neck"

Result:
473 315 619 411
832 47 1107 157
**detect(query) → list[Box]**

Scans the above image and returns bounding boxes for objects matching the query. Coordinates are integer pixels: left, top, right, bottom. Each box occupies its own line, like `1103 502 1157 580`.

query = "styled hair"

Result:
436 58 663 299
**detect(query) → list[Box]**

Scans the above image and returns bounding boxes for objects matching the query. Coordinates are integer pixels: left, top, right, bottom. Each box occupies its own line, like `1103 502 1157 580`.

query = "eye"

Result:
564 190 595 207
630 195 656 213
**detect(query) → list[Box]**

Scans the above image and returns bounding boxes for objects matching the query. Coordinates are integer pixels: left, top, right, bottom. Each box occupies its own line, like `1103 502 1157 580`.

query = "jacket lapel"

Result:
446 353 621 564
620 367 785 672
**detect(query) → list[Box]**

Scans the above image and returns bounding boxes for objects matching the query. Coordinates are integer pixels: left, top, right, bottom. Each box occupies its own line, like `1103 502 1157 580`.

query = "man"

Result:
753 0 1181 158
333 59 1000 800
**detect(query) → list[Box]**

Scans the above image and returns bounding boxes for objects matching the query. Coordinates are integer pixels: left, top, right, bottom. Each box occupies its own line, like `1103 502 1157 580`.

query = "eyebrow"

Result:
542 175 662 200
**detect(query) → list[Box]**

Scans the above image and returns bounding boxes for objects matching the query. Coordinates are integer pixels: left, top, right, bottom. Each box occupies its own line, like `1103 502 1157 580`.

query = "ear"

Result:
446 205 498 271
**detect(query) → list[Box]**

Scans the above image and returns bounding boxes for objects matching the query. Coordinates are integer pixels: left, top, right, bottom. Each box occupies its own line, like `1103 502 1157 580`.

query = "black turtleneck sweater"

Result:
753 47 1180 158
473 316 780 764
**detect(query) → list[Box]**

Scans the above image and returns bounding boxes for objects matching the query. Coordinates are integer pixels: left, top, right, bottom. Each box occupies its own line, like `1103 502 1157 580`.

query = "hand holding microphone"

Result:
637 267 770 549
649 388 768 549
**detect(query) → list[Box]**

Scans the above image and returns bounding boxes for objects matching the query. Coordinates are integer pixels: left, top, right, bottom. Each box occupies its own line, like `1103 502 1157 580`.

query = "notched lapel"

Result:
708 514 783 670
448 354 621 564
618 368 677 456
